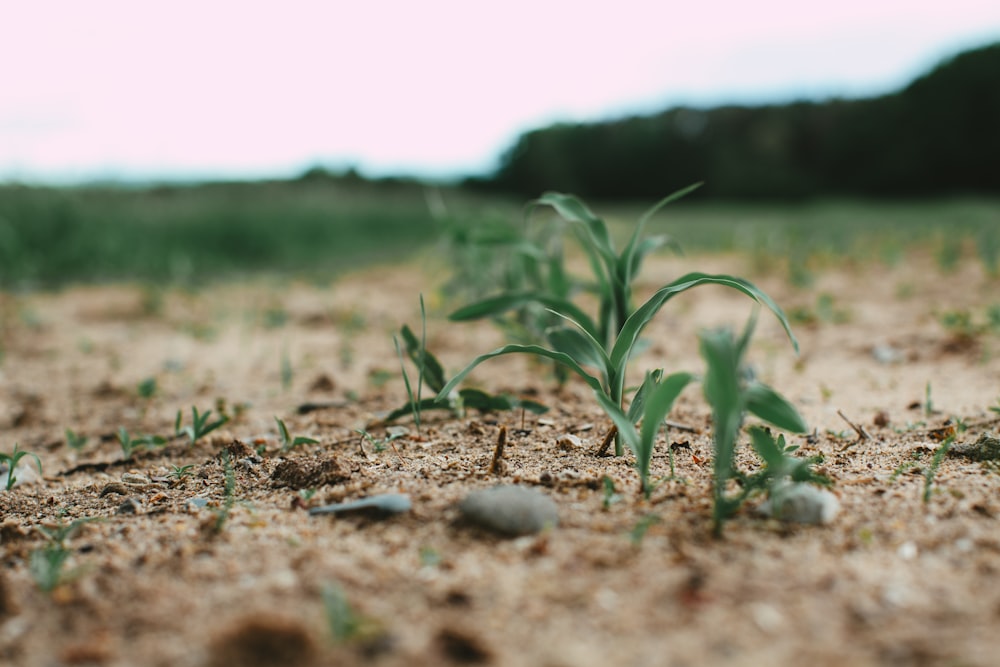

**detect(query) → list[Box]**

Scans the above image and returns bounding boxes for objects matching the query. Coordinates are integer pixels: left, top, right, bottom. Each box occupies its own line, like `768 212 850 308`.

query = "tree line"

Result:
470 42 1000 200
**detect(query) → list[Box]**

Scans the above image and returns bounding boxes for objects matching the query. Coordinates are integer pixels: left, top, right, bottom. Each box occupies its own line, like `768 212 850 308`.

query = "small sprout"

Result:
0 443 43 491
137 377 157 399
117 428 166 461
323 582 361 643
600 476 622 510
280 348 293 390
175 406 229 445
30 517 99 593
298 488 317 502
276 417 319 453
629 514 660 547
419 546 442 568
167 464 196 481
211 452 237 533
65 429 88 451
924 435 955 503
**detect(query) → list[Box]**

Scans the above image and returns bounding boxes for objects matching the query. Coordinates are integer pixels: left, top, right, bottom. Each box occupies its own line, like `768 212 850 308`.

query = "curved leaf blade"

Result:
435 344 604 401
745 382 809 433
611 272 799 371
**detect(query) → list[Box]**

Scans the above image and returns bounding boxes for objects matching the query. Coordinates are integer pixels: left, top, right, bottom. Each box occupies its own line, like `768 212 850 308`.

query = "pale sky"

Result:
2 1 1000 183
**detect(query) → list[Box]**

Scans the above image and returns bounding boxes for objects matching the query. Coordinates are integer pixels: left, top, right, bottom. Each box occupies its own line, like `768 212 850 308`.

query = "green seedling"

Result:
211 452 237 532
322 582 361 643
600 476 622 510
175 406 229 445
629 514 661 547
0 443 42 491
30 517 99 593
276 417 319 452
439 188 797 455
355 428 404 455
386 320 547 426
699 313 810 536
598 370 694 497
167 464 196 481
65 429 88 451
280 347 293 390
924 382 934 417
117 428 166 461
137 377 157 399
923 435 955 503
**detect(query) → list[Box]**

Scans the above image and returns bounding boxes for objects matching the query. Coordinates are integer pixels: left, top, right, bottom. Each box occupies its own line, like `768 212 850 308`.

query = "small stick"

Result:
837 409 872 443
595 426 618 457
488 425 507 475
664 420 696 433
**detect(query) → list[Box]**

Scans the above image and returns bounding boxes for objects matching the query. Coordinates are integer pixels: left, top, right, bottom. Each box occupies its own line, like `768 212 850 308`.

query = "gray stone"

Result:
758 482 839 525
459 485 558 536
949 432 1000 461
309 493 411 517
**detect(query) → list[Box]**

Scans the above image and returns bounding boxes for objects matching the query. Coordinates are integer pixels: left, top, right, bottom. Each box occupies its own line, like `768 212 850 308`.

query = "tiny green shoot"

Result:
117 428 166 461
167 464 196 481
0 443 43 491
600 476 622 510
275 417 320 453
923 435 955 503
65 429 88 451
175 406 229 445
629 514 660 547
322 582 361 643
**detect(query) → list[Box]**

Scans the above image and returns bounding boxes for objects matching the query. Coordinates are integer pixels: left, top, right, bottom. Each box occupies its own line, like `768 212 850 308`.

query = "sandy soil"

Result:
1 250 999 667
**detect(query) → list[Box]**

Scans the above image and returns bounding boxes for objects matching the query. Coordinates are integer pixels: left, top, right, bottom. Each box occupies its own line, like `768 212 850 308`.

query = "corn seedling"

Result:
923 435 955 503
322 582 361 643
137 377 157 399
600 476 622 510
597 370 694 497
0 443 42 491
175 406 228 445
699 313 810 536
30 517 99 593
167 464 196 481
117 428 166 461
65 429 88 451
280 347 293 391
439 188 797 455
387 320 547 426
629 514 660 547
211 452 237 532
275 417 319 453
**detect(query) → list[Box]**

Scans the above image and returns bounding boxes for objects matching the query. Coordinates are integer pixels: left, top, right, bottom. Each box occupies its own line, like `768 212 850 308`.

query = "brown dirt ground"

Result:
1 249 999 667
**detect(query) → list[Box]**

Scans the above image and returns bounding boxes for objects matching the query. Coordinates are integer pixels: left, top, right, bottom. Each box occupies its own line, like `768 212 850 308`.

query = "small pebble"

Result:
185 497 210 510
949 433 1000 461
121 472 151 486
459 485 558 536
309 493 411 517
116 497 142 515
758 482 839 525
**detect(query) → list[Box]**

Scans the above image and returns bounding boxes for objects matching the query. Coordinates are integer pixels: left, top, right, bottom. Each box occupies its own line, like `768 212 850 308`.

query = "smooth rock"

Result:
459 485 558 536
758 482 839 525
309 493 411 517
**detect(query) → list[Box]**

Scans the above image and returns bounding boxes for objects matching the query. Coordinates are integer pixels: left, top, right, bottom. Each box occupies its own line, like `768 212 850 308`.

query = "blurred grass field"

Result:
1 179 998 289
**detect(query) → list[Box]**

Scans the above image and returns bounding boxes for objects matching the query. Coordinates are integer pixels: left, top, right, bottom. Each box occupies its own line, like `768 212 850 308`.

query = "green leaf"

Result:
745 382 809 433
626 369 663 423
545 325 610 378
748 425 785 469
639 372 695 447
400 324 446 393
436 344 604 401
611 272 799 375
449 293 600 342
620 183 700 282
530 192 615 261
